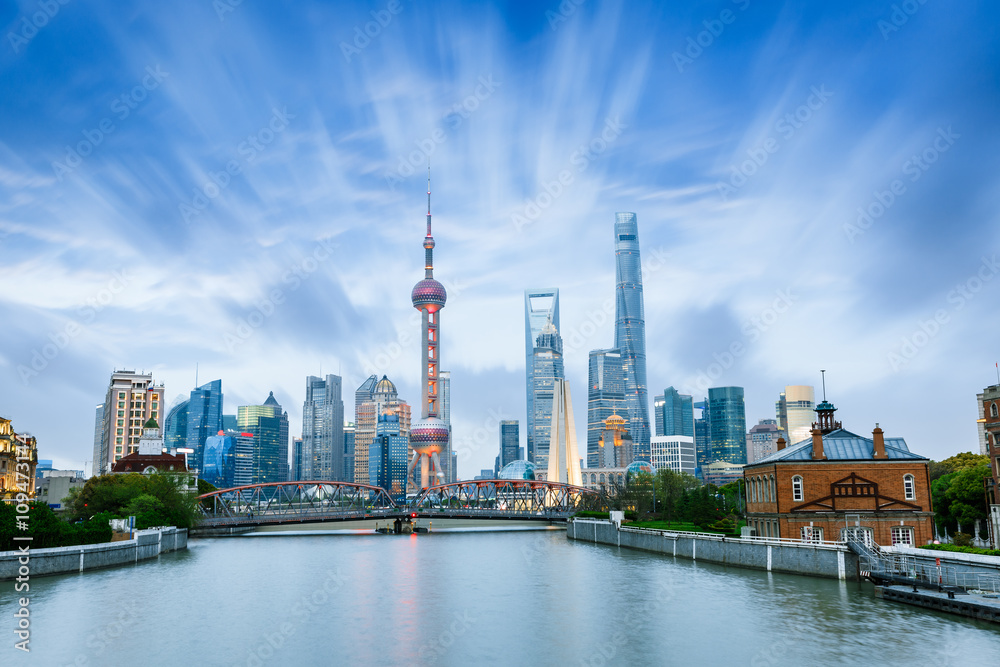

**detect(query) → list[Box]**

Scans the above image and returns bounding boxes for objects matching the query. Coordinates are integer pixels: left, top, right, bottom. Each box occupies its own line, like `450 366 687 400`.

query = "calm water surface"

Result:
3 529 999 666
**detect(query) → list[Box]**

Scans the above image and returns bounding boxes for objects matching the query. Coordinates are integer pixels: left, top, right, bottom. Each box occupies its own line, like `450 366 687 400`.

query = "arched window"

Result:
769 475 775 503
792 475 804 502
903 474 915 500
590 474 596 484
599 474 605 484
992 403 999 418
750 478 756 503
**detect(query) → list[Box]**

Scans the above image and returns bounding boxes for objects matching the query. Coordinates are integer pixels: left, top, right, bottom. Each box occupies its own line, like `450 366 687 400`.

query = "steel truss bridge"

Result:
197 479 597 529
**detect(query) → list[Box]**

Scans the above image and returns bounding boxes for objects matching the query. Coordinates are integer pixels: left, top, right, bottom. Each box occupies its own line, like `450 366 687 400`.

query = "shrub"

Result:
953 532 972 547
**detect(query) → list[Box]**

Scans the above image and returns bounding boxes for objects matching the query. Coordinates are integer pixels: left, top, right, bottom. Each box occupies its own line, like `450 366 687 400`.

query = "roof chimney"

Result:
811 428 826 460
872 423 886 459
776 435 786 451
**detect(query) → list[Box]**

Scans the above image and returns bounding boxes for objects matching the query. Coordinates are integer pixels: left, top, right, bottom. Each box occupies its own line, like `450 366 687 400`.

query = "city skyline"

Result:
2 2 999 477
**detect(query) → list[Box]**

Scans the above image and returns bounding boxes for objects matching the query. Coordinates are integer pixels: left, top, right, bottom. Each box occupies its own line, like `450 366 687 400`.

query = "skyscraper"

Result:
202 429 253 488
587 348 626 468
525 288 560 467
439 370 453 483
355 376 410 486
343 422 355 483
301 374 345 481
292 437 304 481
747 419 785 464
653 394 664 437
776 385 816 446
186 379 223 475
91 404 104 477
237 392 289 484
694 400 710 476
371 412 408 501
407 172 451 490
660 386 695 438
613 212 650 459
95 370 164 474
164 397 189 451
499 420 519 470
530 319 564 469
707 386 747 465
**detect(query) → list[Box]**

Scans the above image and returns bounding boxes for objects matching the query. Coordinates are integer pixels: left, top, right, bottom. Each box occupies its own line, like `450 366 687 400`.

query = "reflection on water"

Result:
3 530 999 666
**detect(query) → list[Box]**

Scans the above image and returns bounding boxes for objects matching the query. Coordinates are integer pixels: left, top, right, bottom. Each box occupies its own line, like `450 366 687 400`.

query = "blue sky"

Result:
1 0 999 476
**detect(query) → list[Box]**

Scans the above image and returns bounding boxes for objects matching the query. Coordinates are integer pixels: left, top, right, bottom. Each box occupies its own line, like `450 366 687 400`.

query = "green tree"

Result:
929 452 988 482
654 468 700 523
931 462 991 535
65 473 199 529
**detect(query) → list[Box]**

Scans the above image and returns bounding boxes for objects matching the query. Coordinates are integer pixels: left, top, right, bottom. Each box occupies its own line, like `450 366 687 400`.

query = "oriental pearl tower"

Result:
407 171 450 489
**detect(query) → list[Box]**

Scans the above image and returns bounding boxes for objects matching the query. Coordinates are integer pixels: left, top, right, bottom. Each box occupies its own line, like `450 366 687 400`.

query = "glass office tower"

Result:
238 392 290 483
530 320 564 469
661 386 695 438
524 289 560 465
187 379 223 475
587 348 626 468
707 386 747 465
301 374 345 481
499 420 520 470
614 212 650 460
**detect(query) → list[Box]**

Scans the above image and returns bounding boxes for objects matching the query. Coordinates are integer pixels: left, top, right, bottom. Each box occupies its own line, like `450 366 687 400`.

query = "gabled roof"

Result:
750 428 927 465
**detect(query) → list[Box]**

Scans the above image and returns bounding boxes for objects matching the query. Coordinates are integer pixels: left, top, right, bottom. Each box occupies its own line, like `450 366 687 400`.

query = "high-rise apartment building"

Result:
587 348 626 468
301 374 345 481
776 385 815 446
237 392 289 484
94 370 165 474
524 288 560 467
613 212 650 459
354 375 410 486
747 418 786 464
660 386 695 438
186 379 223 475
530 320 564 469
707 386 747 465
499 420 520 470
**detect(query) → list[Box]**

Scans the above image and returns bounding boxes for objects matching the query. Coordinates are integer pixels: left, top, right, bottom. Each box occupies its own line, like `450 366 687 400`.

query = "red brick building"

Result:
744 400 933 547
980 383 1000 548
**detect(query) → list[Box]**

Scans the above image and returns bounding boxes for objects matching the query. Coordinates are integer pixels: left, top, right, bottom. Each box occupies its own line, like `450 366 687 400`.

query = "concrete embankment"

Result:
568 519 857 581
887 544 1000 580
0 527 187 580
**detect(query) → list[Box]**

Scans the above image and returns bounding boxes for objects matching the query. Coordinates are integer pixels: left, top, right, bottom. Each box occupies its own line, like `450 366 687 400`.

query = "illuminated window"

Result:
792 476 803 502
903 474 915 500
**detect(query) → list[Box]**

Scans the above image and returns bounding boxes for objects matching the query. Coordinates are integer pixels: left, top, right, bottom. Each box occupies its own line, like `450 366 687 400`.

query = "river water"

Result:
3 528 999 666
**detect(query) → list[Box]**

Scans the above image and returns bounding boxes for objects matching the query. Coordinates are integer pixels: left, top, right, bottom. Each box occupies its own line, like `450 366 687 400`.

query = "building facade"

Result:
980 384 1000 548
186 379 223 476
747 418 786 464
0 417 38 501
580 467 627 493
202 429 254 489
354 375 410 486
164 398 189 452
651 435 696 476
597 414 634 468
525 288 560 468
530 319 564 470
707 386 747 465
94 370 165 474
660 386 694 438
587 348 626 468
237 392 289 484
614 212 651 458
744 401 934 546
301 374 345 481
776 385 815 446
343 423 355 484
371 413 409 501
499 420 520 471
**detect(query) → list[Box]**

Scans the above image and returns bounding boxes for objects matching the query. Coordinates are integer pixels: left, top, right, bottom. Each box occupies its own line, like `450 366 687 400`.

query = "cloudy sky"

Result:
1 0 998 477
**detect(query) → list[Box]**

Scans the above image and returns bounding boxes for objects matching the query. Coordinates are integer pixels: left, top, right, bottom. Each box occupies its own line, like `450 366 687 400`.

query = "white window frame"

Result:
891 526 914 546
800 526 823 543
792 475 803 502
903 474 915 501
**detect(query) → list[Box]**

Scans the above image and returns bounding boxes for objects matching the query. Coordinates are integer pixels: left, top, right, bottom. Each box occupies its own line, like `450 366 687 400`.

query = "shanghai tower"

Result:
614 212 651 460
407 171 450 489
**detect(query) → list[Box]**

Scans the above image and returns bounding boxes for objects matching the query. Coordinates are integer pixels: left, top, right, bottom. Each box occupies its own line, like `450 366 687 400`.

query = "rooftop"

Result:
750 428 927 466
